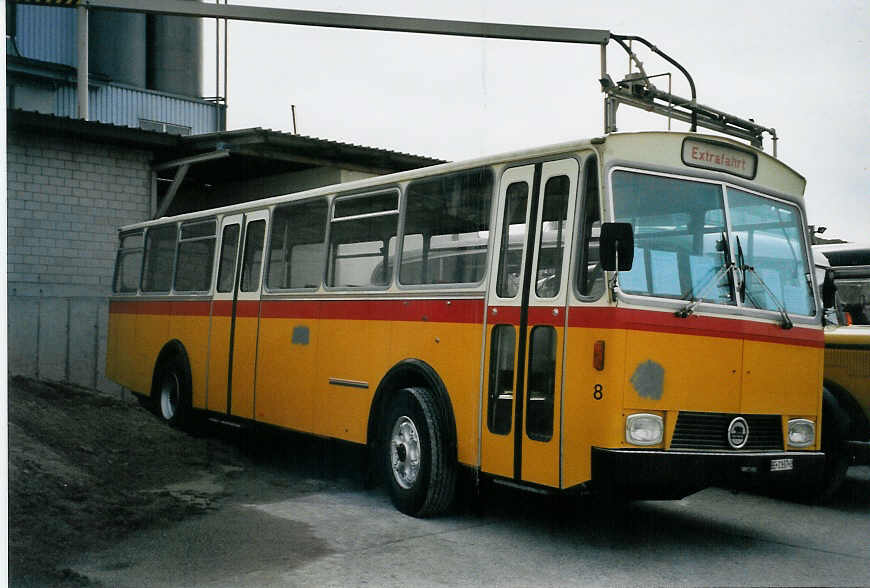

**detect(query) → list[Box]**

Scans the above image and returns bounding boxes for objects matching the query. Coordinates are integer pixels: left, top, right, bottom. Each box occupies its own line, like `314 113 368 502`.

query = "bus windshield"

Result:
611 169 815 316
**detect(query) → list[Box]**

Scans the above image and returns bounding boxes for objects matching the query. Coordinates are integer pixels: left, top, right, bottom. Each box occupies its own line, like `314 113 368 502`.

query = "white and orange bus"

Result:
107 131 826 516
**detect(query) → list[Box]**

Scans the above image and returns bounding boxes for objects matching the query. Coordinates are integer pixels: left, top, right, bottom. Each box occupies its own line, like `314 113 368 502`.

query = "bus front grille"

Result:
670 411 783 450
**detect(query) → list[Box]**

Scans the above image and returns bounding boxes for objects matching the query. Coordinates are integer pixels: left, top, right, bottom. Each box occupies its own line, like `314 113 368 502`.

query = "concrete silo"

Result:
147 8 203 98
89 11 148 88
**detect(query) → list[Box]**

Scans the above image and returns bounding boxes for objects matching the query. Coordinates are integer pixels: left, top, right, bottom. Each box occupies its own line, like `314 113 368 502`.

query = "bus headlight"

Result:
788 419 815 448
625 413 663 446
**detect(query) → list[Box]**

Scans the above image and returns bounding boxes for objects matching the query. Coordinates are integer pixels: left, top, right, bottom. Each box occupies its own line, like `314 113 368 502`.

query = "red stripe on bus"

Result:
485 306 566 327
110 300 212 316
108 298 822 347
235 300 260 318
109 300 139 314
566 307 823 348
259 300 321 319
486 306 522 325
171 301 211 316
261 298 486 324
528 306 568 327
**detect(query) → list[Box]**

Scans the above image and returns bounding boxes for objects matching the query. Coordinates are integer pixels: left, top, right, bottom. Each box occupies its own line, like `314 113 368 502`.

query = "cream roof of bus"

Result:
120 131 802 231
600 132 806 199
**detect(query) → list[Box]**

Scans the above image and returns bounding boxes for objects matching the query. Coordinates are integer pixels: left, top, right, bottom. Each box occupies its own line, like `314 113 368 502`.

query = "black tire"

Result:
383 387 456 517
819 392 850 502
153 355 191 428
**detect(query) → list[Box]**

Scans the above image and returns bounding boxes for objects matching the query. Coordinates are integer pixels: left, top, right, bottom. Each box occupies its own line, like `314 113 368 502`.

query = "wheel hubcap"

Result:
160 372 179 421
390 416 421 489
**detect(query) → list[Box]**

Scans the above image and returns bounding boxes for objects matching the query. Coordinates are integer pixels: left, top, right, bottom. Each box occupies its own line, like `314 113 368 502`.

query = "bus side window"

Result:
328 191 399 288
535 175 570 299
577 157 604 299
487 325 516 435
267 199 328 290
400 168 494 286
526 325 556 441
142 224 177 293
496 182 530 298
217 224 240 293
240 220 266 292
174 219 216 292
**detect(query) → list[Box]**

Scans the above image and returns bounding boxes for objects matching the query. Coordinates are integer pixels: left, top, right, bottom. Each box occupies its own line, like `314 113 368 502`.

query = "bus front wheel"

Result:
383 387 456 517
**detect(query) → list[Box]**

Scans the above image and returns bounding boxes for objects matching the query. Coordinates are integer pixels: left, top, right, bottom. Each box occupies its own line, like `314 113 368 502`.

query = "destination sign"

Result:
682 138 757 179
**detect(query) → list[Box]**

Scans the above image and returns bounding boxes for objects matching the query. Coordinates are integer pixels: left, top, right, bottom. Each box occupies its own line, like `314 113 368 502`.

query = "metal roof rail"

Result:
602 34 778 155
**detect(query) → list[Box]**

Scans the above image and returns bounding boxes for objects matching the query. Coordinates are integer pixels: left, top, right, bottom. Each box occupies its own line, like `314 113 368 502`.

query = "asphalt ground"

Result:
68 422 870 587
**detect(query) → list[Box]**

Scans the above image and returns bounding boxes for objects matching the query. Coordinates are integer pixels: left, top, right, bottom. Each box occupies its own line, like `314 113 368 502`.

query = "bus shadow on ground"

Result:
187 414 868 544
826 467 870 513
193 415 372 487
469 482 780 552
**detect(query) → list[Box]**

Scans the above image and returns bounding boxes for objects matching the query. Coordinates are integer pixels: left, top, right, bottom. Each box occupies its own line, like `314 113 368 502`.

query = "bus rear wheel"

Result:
383 387 456 517
154 356 191 428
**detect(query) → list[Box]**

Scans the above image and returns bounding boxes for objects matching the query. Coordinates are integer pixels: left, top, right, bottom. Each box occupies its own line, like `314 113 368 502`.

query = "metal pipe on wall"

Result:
77 5 88 120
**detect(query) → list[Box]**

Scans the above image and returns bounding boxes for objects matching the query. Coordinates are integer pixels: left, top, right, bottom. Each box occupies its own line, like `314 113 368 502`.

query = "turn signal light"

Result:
593 340 605 371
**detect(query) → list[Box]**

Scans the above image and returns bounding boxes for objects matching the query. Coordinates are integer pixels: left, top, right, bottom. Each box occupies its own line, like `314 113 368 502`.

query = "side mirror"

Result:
600 222 634 271
821 268 836 309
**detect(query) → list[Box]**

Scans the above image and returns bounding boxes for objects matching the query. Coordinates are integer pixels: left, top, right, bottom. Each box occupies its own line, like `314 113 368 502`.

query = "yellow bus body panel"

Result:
561 321 823 488
480 324 517 479
623 330 742 413
520 327 564 488
562 326 627 488
825 327 870 425
389 321 483 467
742 340 822 415
206 313 231 413
313 318 389 443
255 317 319 432
168 312 210 409
229 315 259 420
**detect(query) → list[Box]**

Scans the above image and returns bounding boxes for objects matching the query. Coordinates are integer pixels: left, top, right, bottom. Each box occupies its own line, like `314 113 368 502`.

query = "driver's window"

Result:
577 157 604 299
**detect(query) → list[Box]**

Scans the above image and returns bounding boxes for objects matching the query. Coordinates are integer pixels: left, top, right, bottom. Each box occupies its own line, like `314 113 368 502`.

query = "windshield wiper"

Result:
675 232 733 318
735 235 793 330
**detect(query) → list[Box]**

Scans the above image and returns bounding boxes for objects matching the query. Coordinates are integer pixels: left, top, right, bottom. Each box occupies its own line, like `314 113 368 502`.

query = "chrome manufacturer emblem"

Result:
728 417 749 449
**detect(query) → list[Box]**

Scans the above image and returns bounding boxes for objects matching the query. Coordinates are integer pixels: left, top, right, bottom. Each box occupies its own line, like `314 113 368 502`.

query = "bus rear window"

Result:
113 230 144 293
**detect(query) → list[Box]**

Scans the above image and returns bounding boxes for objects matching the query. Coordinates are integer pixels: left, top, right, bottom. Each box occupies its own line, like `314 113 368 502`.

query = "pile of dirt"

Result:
7 377 245 586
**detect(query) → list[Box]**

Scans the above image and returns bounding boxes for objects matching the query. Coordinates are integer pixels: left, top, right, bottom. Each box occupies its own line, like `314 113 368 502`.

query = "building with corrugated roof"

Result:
5 5 444 392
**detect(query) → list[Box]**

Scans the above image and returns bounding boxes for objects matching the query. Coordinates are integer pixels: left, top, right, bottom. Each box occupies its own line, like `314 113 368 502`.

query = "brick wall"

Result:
7 129 152 392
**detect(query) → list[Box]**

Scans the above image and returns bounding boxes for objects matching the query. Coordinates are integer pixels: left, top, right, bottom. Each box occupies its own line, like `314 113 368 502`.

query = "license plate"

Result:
770 458 794 472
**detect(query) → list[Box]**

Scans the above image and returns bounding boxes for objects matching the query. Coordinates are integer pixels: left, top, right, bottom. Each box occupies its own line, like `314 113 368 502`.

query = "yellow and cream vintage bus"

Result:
814 244 870 497
107 132 826 516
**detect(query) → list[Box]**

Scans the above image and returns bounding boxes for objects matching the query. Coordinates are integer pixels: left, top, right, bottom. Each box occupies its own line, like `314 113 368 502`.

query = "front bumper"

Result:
591 447 825 499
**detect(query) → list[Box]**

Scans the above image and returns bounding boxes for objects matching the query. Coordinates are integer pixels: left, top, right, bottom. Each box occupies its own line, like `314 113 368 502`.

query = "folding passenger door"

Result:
206 210 269 419
481 158 579 488
207 214 242 413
